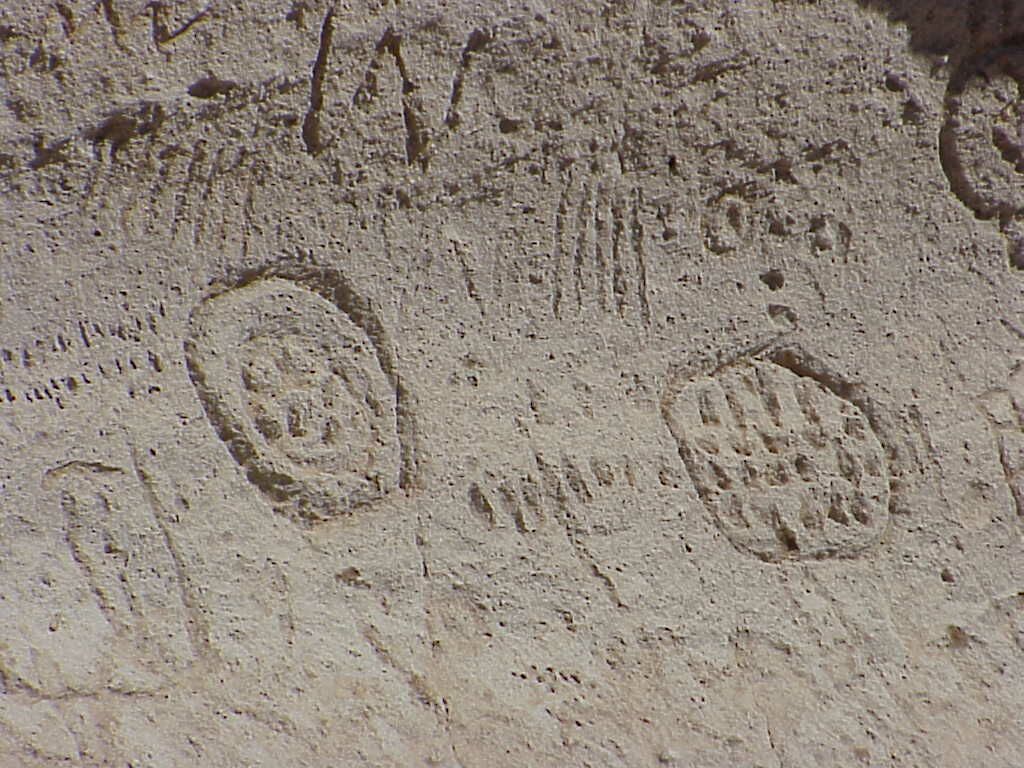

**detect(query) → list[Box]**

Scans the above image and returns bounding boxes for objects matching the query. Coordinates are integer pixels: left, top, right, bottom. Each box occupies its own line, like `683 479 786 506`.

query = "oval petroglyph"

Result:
940 42 1024 270
662 347 890 562
185 271 402 524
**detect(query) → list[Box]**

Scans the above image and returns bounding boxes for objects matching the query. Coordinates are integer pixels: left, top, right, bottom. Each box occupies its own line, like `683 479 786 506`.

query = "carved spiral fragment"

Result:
940 43 1024 269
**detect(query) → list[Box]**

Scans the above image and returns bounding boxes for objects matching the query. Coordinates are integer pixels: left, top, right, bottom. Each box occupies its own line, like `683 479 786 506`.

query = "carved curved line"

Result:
940 38 1024 222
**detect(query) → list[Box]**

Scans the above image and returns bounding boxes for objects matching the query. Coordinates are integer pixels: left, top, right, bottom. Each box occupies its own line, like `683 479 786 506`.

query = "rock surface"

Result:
1 1 1022 765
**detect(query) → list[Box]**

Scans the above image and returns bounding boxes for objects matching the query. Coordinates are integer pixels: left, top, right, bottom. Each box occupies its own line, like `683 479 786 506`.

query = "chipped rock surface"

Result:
1 1 1023 766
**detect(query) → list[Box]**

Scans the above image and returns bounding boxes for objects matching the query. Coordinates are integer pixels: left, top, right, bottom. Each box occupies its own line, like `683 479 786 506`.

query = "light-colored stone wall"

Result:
1 1 1022 765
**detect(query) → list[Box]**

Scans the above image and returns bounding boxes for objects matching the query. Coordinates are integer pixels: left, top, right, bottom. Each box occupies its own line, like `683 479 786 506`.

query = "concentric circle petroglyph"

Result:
940 42 1024 270
185 273 402 524
662 348 890 562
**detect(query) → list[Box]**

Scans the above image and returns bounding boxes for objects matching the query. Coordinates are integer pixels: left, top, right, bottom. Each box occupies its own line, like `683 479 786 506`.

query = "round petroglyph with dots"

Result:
662 349 889 562
185 276 401 524
940 43 1024 269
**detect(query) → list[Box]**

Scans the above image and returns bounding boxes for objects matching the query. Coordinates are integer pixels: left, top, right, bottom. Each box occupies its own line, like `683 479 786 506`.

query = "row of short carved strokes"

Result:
1 350 167 409
467 454 635 534
0 305 167 372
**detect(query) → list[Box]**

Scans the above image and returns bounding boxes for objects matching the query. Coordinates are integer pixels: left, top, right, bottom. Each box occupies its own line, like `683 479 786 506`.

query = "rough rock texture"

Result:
1 1 1022 766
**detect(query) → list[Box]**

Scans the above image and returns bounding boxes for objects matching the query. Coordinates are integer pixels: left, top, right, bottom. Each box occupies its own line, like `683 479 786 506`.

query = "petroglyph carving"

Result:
940 42 1024 270
0 461 197 697
185 266 408 524
468 452 645 536
0 301 170 411
550 183 652 325
979 362 1024 518
663 346 890 562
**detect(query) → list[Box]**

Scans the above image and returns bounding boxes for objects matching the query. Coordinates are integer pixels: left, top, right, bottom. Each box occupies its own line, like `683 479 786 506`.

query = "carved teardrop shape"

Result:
185 275 401 524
